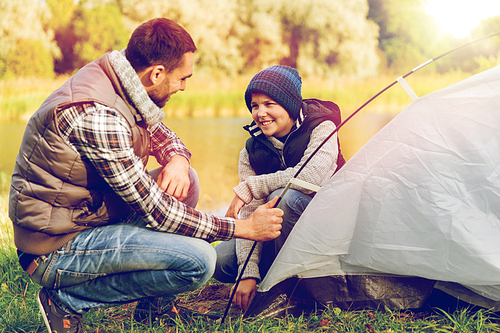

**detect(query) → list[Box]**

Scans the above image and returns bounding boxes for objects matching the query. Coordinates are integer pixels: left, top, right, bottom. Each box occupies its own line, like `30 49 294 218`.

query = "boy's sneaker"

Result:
37 287 83 333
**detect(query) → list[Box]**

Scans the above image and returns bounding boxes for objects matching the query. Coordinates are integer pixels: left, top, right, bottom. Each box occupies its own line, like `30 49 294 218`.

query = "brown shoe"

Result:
37 288 84 333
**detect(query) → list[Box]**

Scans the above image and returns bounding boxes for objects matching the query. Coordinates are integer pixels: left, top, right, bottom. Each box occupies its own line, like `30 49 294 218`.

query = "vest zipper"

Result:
280 124 299 168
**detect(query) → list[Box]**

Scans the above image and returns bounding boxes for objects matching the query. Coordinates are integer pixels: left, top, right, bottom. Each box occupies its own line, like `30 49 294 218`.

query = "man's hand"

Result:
234 196 283 242
225 195 245 218
157 155 190 201
231 278 257 311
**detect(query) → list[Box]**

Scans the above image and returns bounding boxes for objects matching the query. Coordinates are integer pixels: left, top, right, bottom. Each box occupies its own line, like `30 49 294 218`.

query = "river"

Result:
0 113 394 213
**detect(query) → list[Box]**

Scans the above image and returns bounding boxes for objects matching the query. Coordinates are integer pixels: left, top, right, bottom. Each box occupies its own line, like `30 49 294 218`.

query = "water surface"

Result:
0 114 394 212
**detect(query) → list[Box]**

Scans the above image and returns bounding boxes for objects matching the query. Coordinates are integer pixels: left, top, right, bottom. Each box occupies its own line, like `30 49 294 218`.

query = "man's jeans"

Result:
30 167 216 314
213 188 312 283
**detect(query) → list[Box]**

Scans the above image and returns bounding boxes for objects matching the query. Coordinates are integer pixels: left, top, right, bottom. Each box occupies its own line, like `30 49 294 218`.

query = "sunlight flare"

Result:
425 0 500 38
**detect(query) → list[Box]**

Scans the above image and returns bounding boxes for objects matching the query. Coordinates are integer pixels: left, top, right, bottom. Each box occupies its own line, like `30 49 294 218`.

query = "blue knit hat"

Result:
245 65 302 120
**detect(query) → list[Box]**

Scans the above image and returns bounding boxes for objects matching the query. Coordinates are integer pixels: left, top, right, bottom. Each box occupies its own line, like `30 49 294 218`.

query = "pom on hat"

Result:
245 65 302 120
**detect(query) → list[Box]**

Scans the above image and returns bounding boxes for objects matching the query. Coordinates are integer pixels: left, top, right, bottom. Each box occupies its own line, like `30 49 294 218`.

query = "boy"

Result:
214 65 345 310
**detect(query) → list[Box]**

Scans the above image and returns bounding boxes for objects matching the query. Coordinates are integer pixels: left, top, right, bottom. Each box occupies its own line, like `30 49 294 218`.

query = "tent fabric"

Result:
258 65 500 305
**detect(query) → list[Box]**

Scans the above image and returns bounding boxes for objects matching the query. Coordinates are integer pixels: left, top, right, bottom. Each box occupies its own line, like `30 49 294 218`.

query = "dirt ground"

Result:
176 282 242 318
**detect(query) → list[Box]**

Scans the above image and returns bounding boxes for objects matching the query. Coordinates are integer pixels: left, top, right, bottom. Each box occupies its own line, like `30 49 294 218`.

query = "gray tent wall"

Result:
245 65 500 318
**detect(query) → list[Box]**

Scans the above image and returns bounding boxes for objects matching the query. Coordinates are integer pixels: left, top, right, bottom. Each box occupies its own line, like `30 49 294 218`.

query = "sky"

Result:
425 0 500 38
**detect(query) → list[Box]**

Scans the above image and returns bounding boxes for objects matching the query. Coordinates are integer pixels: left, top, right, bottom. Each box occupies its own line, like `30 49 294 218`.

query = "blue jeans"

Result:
30 167 216 315
213 188 312 283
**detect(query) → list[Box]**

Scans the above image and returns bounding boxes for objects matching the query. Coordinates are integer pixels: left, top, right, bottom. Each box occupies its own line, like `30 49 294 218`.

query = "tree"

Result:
69 2 129 70
171 0 244 76
470 16 500 59
45 0 78 74
2 39 54 78
109 0 381 76
233 0 289 73
233 0 380 76
448 16 500 73
282 0 380 76
102 0 246 76
0 0 59 78
367 0 451 73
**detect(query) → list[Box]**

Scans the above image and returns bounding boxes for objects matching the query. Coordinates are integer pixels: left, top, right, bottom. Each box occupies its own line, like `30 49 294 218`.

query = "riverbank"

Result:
0 71 472 122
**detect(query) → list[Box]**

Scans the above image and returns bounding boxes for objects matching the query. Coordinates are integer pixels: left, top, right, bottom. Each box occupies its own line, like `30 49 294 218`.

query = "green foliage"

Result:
463 16 500 73
368 0 500 74
471 16 500 57
229 0 381 76
282 0 380 77
70 3 129 70
233 0 288 73
368 0 452 73
0 250 42 332
1 159 500 331
45 0 77 31
178 0 245 76
0 72 476 123
45 0 78 74
0 39 55 79
0 0 499 86
3 0 499 79
0 194 41 332
47 0 382 77
0 253 499 333
0 0 59 79
0 172 10 198
421 16 500 74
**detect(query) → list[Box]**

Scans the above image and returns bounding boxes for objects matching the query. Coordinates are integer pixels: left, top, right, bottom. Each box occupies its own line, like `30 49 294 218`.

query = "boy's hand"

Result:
226 195 245 218
231 278 257 311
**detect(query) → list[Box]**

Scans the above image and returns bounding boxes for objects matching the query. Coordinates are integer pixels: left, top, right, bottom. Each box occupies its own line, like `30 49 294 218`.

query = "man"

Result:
9 18 282 332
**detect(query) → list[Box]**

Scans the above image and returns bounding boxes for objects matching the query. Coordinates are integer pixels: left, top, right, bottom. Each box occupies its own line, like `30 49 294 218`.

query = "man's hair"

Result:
126 18 197 73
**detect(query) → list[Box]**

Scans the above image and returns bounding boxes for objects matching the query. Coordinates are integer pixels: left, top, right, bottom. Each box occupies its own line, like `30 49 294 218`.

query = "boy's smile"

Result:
260 119 274 126
251 92 295 138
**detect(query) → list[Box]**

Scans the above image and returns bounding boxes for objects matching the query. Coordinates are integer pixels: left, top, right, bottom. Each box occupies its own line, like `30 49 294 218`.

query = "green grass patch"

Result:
0 76 69 122
1 194 500 331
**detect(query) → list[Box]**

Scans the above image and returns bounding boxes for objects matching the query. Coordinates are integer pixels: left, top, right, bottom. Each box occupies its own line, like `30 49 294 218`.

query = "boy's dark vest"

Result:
244 98 346 176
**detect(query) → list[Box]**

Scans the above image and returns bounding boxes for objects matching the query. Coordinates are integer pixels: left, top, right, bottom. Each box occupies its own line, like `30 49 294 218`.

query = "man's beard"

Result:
149 92 170 108
148 81 171 108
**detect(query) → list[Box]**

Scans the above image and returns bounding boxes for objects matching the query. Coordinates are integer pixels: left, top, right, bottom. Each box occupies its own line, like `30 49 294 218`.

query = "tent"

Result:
245 64 500 318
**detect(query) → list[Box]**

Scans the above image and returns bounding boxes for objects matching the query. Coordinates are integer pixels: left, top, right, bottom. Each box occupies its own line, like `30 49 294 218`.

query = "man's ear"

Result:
149 65 166 86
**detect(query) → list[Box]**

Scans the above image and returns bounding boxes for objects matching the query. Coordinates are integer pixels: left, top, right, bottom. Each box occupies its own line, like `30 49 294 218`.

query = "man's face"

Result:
149 52 194 108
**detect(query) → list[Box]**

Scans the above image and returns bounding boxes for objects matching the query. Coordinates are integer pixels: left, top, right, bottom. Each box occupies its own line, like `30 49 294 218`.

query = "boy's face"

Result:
251 92 295 138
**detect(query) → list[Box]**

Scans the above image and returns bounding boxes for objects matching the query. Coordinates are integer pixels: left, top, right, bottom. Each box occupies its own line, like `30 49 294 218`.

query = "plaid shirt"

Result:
57 102 235 243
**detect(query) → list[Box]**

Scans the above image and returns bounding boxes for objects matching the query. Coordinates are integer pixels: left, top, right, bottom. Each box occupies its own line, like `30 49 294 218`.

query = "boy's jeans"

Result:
213 188 312 283
30 167 216 314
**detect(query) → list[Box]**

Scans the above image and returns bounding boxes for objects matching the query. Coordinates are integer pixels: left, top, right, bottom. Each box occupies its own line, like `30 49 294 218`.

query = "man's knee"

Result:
190 240 216 288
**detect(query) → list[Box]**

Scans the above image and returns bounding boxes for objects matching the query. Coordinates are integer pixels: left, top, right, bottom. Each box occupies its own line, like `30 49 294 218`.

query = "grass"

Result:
0 76 69 122
1 192 500 332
